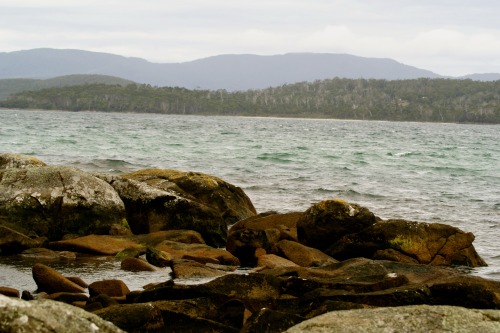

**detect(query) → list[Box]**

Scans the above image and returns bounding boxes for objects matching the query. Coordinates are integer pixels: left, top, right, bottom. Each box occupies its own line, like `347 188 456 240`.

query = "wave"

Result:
257 152 296 163
387 151 422 158
71 158 140 173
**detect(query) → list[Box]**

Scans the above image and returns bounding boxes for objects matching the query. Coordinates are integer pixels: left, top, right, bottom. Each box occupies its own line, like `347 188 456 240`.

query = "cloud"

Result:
1 0 500 75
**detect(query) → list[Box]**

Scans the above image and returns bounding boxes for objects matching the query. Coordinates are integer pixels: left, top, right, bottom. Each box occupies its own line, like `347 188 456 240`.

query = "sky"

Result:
1 0 500 76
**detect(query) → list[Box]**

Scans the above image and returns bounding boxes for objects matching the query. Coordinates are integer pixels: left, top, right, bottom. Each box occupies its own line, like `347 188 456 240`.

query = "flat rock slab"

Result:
285 304 500 333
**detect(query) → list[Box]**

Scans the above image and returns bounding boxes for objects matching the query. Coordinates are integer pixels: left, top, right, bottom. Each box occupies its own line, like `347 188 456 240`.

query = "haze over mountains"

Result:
1 48 499 91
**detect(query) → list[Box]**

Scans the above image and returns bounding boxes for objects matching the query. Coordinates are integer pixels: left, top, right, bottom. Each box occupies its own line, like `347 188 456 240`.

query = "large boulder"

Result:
0 294 125 333
103 174 229 247
0 166 128 240
0 153 46 170
297 199 377 251
326 219 487 267
285 305 500 333
122 169 256 224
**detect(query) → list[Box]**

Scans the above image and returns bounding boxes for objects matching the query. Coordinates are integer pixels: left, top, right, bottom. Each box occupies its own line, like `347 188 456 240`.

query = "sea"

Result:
1 109 499 292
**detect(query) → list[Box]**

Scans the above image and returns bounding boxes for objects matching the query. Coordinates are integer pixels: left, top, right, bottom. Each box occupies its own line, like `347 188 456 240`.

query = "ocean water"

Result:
1 109 499 290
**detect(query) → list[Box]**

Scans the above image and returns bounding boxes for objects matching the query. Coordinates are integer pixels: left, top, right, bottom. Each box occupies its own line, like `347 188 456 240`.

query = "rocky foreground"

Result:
1 152 500 332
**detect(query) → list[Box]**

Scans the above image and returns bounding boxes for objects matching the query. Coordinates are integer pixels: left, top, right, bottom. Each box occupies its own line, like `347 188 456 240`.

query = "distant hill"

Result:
1 48 445 91
0 74 134 100
460 73 500 81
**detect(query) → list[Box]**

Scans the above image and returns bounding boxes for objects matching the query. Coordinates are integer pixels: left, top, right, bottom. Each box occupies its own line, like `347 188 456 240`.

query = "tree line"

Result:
1 78 500 123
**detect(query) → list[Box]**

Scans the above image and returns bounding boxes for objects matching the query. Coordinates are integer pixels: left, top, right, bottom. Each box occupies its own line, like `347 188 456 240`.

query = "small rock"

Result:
121 257 161 272
88 280 130 298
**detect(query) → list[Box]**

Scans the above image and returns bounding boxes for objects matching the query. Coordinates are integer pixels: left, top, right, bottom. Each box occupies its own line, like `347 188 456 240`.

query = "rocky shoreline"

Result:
1 152 500 332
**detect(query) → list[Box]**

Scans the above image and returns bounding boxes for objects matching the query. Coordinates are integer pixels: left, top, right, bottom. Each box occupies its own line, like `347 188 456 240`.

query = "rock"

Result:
88 279 130 298
0 153 46 170
122 168 256 224
226 212 303 266
49 234 142 255
257 254 300 270
32 263 86 294
277 239 338 267
285 305 500 333
45 292 89 304
21 247 60 259
0 286 20 298
95 297 243 332
242 308 306 333
429 275 500 309
66 276 89 288
104 174 229 247
0 166 128 240
297 199 377 251
135 229 206 245
326 219 487 267
49 230 205 256
229 212 303 240
146 247 172 267
0 225 46 254
93 303 165 333
170 259 227 280
136 273 282 313
85 294 120 312
154 240 240 266
226 228 281 266
121 257 161 272
0 294 125 333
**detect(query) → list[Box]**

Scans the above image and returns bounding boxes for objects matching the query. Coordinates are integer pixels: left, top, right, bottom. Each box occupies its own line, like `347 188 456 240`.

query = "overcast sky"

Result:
1 0 499 76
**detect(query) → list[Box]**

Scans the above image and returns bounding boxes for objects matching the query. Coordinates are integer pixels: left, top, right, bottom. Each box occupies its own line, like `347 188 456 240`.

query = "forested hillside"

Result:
1 78 499 123
0 74 133 100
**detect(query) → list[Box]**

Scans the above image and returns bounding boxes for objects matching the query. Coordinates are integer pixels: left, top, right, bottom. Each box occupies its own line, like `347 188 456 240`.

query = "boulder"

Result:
277 239 338 267
154 240 240 266
0 294 125 333
88 280 130 298
297 199 377 251
121 257 161 272
85 294 120 312
0 225 46 254
0 166 128 240
0 153 46 170
93 303 165 333
49 230 205 256
226 228 281 266
170 259 227 280
21 247 61 259
242 308 306 333
285 305 500 333
326 219 487 267
49 234 142 255
136 273 282 313
103 174 229 247
122 168 256 224
256 254 300 270
146 247 172 267
45 292 89 304
32 263 86 294
229 211 303 241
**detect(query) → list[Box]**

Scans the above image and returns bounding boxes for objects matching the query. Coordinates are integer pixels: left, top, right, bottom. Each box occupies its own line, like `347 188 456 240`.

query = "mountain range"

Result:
1 48 499 91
